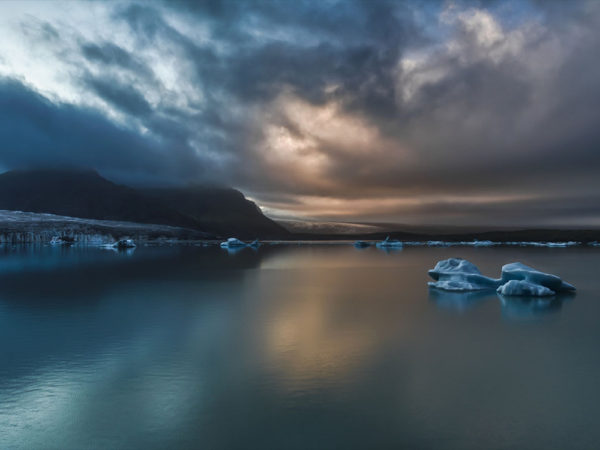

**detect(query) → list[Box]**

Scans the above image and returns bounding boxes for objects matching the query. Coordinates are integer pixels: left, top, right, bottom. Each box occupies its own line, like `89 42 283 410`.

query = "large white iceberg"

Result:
427 258 575 297
428 258 500 291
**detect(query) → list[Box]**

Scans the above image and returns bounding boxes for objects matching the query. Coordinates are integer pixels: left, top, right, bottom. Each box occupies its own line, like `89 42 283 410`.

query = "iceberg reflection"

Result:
428 288 496 312
429 288 574 319
498 293 575 321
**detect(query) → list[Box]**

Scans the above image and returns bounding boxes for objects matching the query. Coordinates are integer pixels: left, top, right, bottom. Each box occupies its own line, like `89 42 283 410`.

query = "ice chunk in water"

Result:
427 258 501 291
428 259 575 297
497 280 555 297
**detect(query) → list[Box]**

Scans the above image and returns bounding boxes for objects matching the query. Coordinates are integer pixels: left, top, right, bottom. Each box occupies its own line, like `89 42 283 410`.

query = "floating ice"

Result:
49 235 73 246
426 241 449 247
497 280 555 297
427 258 575 297
424 240 496 247
499 262 575 293
470 240 495 247
400 240 587 247
113 238 136 249
427 258 501 291
220 237 247 248
545 241 579 247
504 241 580 247
376 236 403 248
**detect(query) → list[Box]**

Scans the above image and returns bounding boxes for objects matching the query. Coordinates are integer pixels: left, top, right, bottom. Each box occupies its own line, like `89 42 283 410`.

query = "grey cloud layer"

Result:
0 0 599 225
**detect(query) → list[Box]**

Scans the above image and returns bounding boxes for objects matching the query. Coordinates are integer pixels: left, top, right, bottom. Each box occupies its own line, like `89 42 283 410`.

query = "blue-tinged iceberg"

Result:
220 237 248 248
376 236 403 248
49 235 74 246
113 238 136 249
498 262 575 293
428 258 575 297
428 258 501 291
497 280 555 297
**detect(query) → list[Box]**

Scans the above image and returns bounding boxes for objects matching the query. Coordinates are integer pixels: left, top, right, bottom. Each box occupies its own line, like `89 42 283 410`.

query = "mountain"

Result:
142 186 289 238
0 169 288 238
0 169 198 228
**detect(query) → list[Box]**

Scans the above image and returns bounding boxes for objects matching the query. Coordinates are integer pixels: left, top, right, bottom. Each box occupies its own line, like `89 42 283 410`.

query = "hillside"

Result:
142 186 289 239
0 169 288 238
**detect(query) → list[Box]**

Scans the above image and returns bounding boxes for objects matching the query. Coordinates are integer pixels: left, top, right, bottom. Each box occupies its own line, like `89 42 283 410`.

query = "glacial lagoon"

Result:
0 244 599 449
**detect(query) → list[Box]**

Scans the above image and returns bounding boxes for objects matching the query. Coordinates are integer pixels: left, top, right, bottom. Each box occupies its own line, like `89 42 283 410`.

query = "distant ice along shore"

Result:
402 240 587 247
358 239 598 248
0 210 212 245
0 209 599 247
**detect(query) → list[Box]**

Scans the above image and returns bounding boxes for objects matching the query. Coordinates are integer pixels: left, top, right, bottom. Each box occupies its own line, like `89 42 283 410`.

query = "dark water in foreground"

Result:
0 244 598 450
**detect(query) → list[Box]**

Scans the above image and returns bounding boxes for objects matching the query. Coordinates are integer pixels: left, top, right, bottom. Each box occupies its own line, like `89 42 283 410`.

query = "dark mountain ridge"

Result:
142 186 287 239
0 169 289 238
0 169 597 243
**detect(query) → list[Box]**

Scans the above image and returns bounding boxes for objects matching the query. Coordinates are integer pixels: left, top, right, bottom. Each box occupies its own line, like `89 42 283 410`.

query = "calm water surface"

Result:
0 244 599 449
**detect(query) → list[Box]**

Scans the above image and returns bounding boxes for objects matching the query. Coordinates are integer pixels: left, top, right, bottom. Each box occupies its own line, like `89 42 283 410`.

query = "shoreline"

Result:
1 209 599 247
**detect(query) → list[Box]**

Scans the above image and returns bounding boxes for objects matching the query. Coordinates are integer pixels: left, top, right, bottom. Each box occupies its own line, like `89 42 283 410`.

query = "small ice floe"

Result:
505 241 580 247
543 241 579 248
113 238 136 249
588 241 600 247
497 280 555 297
49 236 75 246
376 236 403 248
427 258 575 297
422 240 496 247
249 239 261 248
354 240 371 248
470 240 495 247
50 236 65 245
220 237 248 248
427 240 448 247
418 240 581 248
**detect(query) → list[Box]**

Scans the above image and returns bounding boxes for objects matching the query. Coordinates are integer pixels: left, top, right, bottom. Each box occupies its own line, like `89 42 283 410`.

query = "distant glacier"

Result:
0 210 211 244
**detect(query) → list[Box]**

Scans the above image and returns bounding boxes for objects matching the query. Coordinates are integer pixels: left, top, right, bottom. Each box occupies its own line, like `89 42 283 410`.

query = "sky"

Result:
0 0 599 227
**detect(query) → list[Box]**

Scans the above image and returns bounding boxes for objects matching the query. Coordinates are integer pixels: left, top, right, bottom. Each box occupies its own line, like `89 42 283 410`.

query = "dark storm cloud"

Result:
0 78 151 167
366 193 600 227
119 0 423 107
0 78 215 184
84 75 152 116
2 0 600 224
80 42 156 82
223 0 600 203
82 42 137 68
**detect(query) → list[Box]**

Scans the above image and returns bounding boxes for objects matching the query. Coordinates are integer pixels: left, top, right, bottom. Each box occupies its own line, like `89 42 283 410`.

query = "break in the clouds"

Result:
0 0 599 226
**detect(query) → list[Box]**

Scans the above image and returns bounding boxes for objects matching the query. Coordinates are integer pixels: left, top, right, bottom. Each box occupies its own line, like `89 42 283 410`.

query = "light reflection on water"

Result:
0 244 599 449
